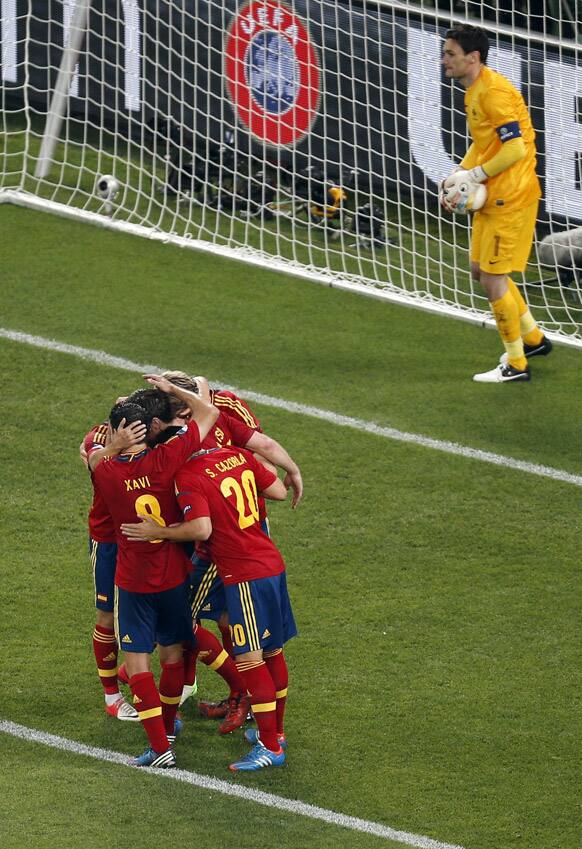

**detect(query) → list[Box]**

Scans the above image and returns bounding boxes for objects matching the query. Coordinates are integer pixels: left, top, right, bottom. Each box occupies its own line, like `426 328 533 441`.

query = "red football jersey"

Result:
205 407 267 523
175 446 284 585
84 423 116 542
202 410 255 451
210 389 262 432
196 411 256 559
93 421 201 592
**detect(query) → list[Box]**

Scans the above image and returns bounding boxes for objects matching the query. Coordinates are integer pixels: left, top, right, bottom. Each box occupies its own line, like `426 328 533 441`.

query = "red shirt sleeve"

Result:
211 390 262 430
84 423 108 456
175 471 209 520
221 413 255 447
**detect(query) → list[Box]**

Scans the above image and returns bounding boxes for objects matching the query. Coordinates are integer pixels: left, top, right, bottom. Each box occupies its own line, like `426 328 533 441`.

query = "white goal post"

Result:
2 0 582 346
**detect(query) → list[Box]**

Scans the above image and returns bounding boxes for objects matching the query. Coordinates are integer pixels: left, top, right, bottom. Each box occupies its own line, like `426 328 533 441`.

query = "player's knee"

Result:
159 643 184 665
96 609 114 628
234 649 263 666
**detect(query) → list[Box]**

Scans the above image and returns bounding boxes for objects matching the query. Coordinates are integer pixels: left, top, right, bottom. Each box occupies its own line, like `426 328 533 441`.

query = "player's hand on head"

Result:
143 373 174 393
120 517 161 540
193 375 211 401
111 417 147 449
283 470 303 509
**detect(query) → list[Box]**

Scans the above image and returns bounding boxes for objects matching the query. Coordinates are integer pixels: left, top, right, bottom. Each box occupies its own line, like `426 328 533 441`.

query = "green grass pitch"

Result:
0 203 580 849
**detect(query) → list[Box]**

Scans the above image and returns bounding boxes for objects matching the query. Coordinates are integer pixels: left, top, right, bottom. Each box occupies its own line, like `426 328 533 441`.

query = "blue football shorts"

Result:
90 538 117 613
190 518 270 623
114 579 193 653
224 571 297 656
190 556 225 623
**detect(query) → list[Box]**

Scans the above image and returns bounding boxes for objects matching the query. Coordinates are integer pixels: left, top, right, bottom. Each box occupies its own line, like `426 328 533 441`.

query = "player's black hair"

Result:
109 401 152 431
125 388 173 422
445 24 489 64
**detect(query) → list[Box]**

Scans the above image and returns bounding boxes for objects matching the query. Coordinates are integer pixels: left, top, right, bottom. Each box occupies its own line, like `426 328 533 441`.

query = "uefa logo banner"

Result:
225 0 320 147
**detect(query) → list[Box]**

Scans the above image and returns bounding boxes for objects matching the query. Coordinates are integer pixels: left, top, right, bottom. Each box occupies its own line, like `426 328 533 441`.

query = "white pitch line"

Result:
0 720 465 849
2 326 582 487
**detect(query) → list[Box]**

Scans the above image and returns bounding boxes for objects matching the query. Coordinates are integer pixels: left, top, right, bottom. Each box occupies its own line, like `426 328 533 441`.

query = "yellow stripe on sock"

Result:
208 649 228 671
138 707 162 720
252 701 276 713
275 688 288 699
159 694 182 705
97 667 118 677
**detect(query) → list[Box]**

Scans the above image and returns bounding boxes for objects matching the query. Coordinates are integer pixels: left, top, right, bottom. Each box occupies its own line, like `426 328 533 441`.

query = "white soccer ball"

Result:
96 174 120 201
440 175 487 215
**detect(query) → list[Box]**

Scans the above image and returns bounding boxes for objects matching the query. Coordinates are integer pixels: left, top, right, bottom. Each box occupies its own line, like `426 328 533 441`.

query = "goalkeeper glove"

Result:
439 166 488 214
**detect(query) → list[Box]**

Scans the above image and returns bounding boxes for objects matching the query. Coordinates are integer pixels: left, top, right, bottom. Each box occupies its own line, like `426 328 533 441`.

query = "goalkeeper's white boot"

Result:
499 335 553 366
473 363 531 383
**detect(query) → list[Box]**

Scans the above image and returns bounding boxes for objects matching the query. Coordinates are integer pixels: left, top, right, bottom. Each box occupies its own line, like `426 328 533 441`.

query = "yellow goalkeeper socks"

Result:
506 277 544 347
491 290 527 371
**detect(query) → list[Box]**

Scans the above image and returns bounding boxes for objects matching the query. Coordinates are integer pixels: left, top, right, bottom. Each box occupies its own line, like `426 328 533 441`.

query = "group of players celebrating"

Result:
83 371 302 772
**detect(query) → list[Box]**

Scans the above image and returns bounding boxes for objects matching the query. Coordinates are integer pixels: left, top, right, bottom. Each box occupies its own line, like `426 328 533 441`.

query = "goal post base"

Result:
2 188 580 350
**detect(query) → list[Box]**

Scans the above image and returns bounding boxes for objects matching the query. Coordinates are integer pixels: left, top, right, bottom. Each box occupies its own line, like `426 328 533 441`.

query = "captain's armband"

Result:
496 122 522 143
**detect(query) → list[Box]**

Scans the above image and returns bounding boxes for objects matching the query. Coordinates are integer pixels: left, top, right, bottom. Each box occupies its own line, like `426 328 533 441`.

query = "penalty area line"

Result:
0 720 466 849
2 326 582 487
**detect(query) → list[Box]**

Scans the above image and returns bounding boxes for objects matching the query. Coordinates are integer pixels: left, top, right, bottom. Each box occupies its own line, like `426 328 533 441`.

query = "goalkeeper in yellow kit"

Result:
441 24 552 383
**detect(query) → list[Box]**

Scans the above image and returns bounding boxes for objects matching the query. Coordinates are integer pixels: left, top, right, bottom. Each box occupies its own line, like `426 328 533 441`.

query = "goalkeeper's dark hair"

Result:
109 401 152 431
445 24 489 64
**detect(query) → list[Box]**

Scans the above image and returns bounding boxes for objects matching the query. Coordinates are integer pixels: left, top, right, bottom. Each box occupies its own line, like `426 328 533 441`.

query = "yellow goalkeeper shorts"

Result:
470 200 539 275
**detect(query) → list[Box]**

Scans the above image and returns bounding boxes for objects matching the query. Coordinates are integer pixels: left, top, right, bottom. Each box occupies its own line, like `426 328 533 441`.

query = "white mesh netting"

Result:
1 0 582 343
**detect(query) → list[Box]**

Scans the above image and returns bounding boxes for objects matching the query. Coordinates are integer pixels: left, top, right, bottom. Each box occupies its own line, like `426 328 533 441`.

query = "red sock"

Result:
92 625 119 696
159 661 184 734
237 660 278 752
218 623 234 656
129 671 169 754
195 624 245 695
264 649 288 735
182 644 198 688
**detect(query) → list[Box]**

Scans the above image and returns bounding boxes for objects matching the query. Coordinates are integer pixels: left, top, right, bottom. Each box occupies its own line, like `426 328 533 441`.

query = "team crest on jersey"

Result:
224 0 320 146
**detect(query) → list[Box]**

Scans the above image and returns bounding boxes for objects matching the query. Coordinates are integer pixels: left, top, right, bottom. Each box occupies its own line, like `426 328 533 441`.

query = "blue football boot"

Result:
228 742 286 772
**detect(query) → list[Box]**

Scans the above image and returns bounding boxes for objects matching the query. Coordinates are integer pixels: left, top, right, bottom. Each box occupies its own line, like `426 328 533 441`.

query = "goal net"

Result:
2 0 582 345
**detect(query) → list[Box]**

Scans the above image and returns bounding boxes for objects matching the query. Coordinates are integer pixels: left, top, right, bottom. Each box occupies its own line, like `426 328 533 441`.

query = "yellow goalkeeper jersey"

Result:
463 66 541 212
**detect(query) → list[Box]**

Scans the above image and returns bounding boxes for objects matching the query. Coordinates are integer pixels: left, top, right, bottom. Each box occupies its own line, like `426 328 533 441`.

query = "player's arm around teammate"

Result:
119 473 287 542
87 418 147 469
244 431 303 507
